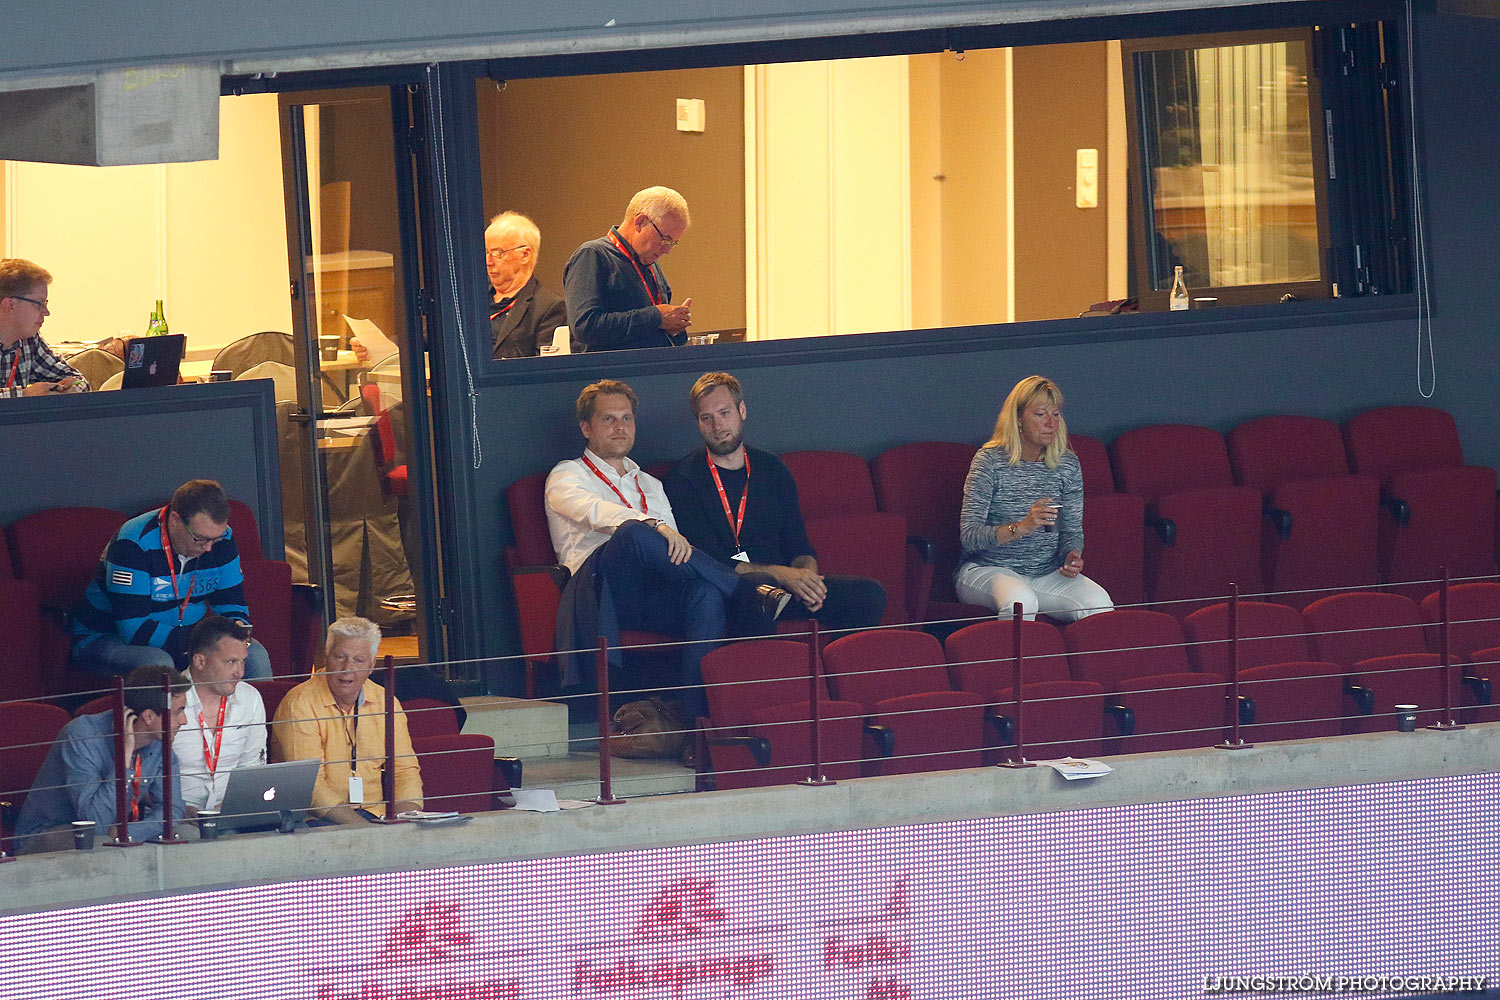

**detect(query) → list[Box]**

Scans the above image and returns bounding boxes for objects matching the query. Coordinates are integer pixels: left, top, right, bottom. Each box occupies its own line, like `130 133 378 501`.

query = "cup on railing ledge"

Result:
1395 705 1419 733
209 369 234 383
278 809 297 835
71 820 97 851
196 810 221 840
685 333 719 347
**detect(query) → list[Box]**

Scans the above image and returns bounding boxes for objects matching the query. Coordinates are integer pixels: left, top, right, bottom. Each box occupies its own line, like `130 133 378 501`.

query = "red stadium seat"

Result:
362 383 410 498
1418 583 1500 723
0 701 72 851
1303 591 1463 732
401 697 462 741
1109 425 1262 617
822 630 985 774
1227 415 1380 606
252 679 301 760
1182 601 1345 740
7 506 129 696
412 733 498 814
1343 406 1497 593
1063 609 1234 753
700 639 871 789
782 450 932 625
0 520 15 579
0 579 45 701
943 619 1106 759
1070 434 1146 609
870 441 990 625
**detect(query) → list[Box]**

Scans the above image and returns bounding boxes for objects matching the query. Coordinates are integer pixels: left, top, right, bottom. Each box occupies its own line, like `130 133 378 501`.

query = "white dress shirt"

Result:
545 448 677 573
173 680 268 811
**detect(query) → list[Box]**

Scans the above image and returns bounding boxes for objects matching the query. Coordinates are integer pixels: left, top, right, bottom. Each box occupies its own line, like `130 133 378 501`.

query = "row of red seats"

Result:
504 405 1496 696
0 501 319 700
0 681 500 849
696 584 1499 789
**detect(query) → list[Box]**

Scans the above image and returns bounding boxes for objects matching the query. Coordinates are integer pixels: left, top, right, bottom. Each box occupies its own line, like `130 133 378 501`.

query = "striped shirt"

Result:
72 507 251 659
0 335 87 398
957 445 1085 579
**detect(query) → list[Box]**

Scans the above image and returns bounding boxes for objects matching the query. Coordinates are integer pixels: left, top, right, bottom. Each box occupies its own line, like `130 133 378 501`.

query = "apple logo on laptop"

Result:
263 787 278 802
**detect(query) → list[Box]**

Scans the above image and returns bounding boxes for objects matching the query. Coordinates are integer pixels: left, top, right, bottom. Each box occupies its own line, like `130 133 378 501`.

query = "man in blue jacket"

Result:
15 664 188 853
70 479 272 679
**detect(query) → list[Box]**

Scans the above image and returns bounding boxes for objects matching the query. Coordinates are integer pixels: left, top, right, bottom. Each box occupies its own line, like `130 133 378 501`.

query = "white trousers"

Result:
954 562 1114 623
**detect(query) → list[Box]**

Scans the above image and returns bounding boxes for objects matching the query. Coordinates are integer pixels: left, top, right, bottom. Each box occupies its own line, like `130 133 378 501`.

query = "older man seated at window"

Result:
271 616 422 824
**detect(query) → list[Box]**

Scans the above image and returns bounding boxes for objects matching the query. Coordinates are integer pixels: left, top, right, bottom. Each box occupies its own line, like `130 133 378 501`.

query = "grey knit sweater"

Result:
956 445 1085 579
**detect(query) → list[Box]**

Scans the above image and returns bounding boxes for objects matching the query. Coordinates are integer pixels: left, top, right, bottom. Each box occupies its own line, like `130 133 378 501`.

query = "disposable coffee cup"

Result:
209 369 234 383
1395 704 1419 733
319 336 340 362
71 819 96 851
196 810 221 840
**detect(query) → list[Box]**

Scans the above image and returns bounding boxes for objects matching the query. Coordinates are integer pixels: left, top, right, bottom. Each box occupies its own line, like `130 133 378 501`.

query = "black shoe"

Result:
754 584 793 621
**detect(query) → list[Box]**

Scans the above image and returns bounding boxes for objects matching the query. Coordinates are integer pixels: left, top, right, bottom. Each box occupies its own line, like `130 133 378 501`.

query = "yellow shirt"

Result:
271 674 423 815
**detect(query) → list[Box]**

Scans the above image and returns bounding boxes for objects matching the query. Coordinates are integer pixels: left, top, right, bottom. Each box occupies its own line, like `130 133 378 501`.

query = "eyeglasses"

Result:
6 295 49 313
188 527 229 546
646 217 680 250
484 245 529 262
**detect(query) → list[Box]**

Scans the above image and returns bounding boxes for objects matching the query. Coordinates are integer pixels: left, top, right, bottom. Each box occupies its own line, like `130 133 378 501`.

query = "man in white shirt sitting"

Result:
172 615 267 816
545 379 789 715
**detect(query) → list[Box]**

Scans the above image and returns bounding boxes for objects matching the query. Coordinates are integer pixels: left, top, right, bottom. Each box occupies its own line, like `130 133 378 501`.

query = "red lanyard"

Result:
706 450 750 549
158 507 199 622
128 754 143 821
580 454 648 514
490 297 516 321
607 230 662 306
198 695 229 776
4 352 17 390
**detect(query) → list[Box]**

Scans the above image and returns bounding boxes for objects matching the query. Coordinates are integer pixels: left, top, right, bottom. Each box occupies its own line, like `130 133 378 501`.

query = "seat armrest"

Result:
985 711 1015 746
495 756 523 789
1262 504 1294 541
512 563 570 591
864 722 895 758
905 536 935 563
1462 674 1492 705
1146 512 1177 546
707 733 772 768
1105 701 1136 736
1237 694 1256 725
1380 496 1411 526
1345 681 1375 714
0 799 14 830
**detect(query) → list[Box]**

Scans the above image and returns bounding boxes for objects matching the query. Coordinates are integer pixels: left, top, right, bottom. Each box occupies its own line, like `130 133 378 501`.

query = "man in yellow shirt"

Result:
272 616 422 823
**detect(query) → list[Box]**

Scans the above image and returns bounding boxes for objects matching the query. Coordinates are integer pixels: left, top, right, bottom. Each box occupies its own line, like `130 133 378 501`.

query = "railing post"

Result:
1217 584 1253 749
374 654 409 823
148 674 185 844
1000 602 1035 768
104 676 139 848
1430 567 1465 731
595 637 624 805
798 618 834 786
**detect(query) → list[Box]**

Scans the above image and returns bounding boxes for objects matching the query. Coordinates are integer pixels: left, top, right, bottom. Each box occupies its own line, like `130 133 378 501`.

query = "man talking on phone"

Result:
14 664 189 853
0 258 88 398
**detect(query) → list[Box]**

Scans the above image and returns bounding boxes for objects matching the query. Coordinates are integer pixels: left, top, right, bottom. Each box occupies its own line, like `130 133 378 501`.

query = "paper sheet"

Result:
342 313 400 362
511 789 561 812
1037 757 1114 780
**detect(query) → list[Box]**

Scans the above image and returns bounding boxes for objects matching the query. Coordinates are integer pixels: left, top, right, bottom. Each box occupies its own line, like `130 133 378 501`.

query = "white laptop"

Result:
215 759 322 833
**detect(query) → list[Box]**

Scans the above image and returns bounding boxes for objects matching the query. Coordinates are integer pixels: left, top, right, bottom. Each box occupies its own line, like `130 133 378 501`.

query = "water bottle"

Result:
1169 266 1189 312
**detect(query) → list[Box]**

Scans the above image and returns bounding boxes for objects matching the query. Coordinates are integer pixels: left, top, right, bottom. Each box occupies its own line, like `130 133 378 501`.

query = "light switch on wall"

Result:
676 98 706 133
1076 147 1099 209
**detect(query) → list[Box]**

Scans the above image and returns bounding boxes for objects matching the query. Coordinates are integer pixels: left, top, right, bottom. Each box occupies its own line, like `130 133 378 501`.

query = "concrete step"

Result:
521 753 698 800
460 695 570 759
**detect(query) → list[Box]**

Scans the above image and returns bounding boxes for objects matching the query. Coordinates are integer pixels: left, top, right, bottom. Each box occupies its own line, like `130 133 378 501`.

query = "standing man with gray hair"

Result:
563 185 694 352
486 211 568 359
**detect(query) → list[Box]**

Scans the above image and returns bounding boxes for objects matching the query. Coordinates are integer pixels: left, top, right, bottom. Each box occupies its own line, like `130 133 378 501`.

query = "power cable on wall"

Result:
1406 0 1436 399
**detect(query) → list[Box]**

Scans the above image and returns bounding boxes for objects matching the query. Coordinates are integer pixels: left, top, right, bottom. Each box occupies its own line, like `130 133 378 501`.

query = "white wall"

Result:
2 94 293 354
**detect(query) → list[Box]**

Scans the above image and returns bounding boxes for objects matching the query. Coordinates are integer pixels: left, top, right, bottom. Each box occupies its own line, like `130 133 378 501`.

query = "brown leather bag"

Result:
609 698 687 759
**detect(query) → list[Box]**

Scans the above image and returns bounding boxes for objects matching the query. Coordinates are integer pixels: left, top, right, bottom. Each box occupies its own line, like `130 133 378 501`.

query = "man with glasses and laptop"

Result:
0 257 87 397
71 479 274 680
562 185 694 352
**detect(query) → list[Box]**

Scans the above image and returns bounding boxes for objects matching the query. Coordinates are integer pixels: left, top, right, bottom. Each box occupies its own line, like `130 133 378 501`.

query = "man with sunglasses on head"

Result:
71 479 273 680
486 211 568 359
0 257 87 397
563 185 694 352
